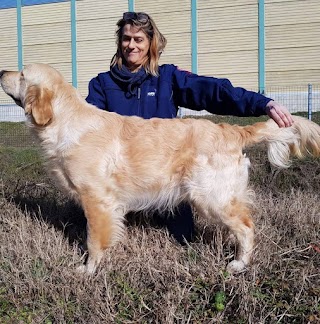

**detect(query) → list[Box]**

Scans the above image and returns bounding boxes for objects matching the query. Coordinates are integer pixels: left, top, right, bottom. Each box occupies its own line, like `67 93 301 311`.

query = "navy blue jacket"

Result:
86 64 272 119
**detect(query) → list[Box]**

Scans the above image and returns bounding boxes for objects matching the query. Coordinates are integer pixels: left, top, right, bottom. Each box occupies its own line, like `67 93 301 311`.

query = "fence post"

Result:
308 84 312 121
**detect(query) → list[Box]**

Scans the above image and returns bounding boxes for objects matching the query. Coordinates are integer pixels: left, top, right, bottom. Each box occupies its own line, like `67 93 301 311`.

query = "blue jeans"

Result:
125 203 195 244
165 202 195 244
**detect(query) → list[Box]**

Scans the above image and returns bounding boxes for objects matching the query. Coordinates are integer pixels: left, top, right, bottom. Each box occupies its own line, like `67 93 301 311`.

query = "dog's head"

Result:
0 63 65 126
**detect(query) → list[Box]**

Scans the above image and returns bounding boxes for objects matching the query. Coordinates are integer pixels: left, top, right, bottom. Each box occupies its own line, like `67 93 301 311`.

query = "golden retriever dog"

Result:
1 63 320 274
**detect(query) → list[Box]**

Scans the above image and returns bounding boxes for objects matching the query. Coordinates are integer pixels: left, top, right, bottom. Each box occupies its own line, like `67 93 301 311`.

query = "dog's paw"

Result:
76 263 98 275
76 264 95 275
76 264 88 274
226 260 247 274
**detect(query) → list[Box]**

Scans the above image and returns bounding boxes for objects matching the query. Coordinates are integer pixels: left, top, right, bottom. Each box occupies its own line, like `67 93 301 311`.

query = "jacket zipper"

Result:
137 87 141 116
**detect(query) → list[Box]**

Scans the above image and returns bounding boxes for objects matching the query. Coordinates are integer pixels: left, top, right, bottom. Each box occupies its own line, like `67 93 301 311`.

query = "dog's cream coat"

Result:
1 63 320 274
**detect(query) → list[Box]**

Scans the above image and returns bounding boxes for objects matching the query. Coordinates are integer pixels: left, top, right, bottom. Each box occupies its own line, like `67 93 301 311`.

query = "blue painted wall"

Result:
0 0 68 9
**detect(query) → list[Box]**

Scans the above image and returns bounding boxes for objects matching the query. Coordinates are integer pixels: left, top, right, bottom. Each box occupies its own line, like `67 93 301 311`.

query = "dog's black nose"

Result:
0 70 5 78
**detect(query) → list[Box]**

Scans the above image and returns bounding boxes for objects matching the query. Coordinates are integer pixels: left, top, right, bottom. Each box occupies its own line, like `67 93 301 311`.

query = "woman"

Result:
86 11 294 243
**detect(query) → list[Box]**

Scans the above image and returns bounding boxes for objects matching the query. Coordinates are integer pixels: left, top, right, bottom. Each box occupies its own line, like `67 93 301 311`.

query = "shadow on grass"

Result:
8 187 200 252
11 194 88 246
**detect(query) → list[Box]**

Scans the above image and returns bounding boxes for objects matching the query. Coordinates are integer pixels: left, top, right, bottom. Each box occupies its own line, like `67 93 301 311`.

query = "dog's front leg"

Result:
77 193 125 274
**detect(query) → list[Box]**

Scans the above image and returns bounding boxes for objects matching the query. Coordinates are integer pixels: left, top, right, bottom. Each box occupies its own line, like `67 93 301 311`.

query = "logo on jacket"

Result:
147 91 156 97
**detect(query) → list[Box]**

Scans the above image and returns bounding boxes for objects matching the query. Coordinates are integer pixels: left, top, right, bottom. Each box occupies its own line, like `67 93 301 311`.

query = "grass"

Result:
0 115 319 323
0 122 34 148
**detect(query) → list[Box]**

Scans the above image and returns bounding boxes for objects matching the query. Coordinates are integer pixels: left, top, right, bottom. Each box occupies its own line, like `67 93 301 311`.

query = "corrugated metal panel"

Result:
265 0 320 87
76 0 127 89
78 61 109 80
23 22 71 46
23 43 71 64
266 23 320 49
77 0 127 21
0 6 18 107
266 47 320 71
135 1 192 78
77 18 118 42
78 57 111 97
0 7 16 27
0 8 18 76
198 3 258 32
162 33 191 56
198 28 257 53
265 0 295 2
159 54 191 72
22 2 70 25
0 8 17 50
78 58 113 97
0 48 18 66
199 50 258 75
77 59 110 97
266 70 320 86
135 0 190 13
140 12 191 35
198 0 257 9
265 0 320 26
209 72 259 90
198 0 259 88
47 62 72 82
21 2 72 81
77 40 116 62
0 26 17 48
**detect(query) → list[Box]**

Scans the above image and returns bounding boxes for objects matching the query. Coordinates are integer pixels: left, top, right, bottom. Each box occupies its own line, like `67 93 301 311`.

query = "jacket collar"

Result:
110 64 149 95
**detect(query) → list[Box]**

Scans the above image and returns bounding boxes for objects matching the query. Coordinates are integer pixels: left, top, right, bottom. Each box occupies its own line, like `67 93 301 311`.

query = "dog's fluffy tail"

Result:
242 116 320 168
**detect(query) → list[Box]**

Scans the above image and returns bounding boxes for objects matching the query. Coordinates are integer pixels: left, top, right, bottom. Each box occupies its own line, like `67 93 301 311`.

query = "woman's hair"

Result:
110 12 167 76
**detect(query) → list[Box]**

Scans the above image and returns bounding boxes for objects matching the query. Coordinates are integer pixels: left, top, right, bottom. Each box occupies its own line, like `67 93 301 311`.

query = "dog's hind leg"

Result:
78 193 126 274
194 198 254 273
221 200 254 273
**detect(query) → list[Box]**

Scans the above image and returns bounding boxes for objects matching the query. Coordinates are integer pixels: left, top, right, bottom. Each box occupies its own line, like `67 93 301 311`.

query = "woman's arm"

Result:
172 67 293 127
86 75 107 110
172 68 271 117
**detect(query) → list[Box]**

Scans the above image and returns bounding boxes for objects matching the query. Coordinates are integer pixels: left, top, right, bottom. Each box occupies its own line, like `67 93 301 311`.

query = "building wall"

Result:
0 7 18 74
265 0 320 87
22 2 72 81
76 0 127 96
197 0 259 89
135 0 192 72
0 0 319 103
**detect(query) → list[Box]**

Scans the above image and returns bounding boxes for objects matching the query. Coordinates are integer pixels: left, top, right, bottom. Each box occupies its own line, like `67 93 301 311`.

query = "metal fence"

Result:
1 84 319 147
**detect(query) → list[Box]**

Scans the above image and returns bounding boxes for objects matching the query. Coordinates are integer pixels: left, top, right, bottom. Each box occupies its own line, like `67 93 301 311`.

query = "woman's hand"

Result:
265 100 294 128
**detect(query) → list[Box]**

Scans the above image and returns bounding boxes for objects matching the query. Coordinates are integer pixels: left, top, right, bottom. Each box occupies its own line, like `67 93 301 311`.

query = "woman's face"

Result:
121 24 150 71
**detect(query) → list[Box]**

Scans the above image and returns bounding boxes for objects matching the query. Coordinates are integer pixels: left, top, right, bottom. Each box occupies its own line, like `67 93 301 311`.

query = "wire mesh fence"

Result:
1 84 319 148
0 99 32 148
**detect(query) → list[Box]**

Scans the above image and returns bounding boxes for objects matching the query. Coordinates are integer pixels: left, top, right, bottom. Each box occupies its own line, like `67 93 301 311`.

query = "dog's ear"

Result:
25 85 53 126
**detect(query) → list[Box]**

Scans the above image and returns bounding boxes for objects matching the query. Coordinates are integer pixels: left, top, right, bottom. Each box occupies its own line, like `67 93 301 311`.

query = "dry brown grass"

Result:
0 146 319 323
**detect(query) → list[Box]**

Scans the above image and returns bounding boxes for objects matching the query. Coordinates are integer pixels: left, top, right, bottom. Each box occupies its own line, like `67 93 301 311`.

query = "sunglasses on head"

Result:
122 12 150 23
